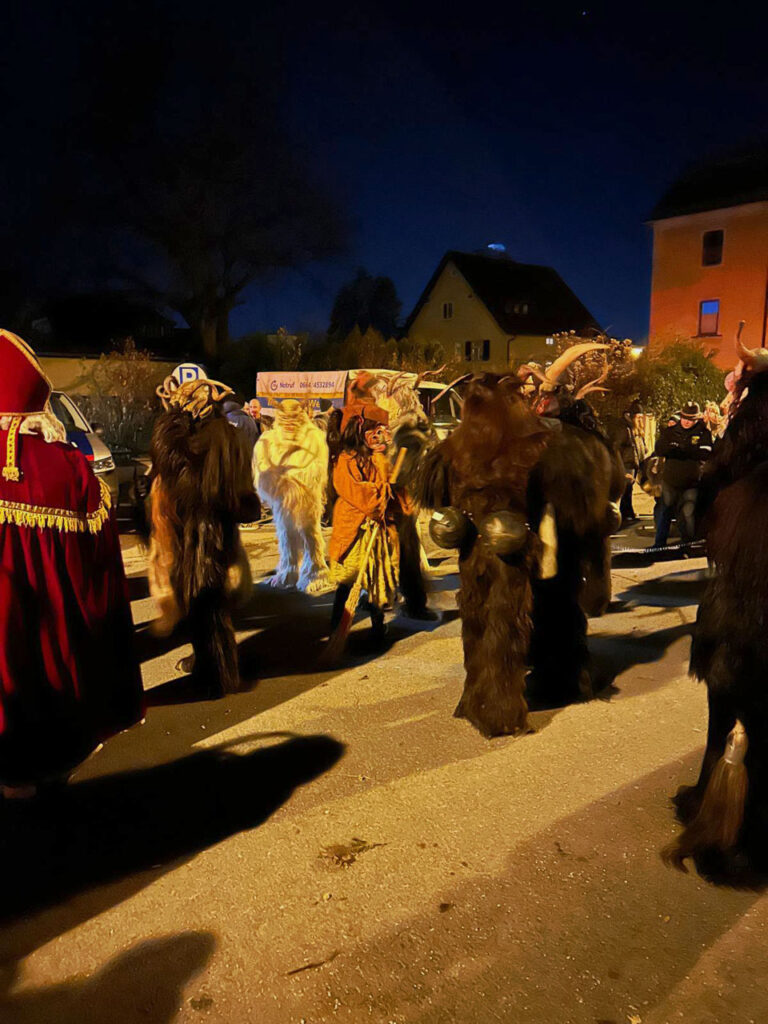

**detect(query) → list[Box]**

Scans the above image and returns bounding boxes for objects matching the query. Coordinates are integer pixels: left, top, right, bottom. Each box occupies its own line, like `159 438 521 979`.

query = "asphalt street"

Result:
1 501 765 1024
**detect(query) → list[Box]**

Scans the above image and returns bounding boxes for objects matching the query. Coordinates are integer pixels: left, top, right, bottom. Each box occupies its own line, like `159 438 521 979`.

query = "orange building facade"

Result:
648 146 768 369
649 201 768 369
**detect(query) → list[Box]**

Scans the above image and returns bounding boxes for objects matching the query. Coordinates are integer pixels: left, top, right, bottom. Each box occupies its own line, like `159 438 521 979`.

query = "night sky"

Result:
3 0 767 343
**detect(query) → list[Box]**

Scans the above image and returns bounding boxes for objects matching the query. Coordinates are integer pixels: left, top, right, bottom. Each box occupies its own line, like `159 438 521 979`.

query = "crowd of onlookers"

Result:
610 386 733 551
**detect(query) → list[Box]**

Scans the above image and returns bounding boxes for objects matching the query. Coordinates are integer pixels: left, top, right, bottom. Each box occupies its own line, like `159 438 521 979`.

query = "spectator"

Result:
653 402 713 548
703 400 725 439
609 399 646 523
222 397 260 449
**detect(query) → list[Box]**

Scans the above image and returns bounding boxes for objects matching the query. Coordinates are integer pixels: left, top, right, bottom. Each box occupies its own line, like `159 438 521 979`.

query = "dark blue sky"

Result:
2 0 766 344
233 0 768 342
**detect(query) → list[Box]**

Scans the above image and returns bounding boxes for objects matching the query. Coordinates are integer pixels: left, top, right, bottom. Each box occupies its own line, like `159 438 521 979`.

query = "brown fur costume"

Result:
416 375 549 736
666 351 768 875
149 380 259 696
527 398 625 703
416 376 624 736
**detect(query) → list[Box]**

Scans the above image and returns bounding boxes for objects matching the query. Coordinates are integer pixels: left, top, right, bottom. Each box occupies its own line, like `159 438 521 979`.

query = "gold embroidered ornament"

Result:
3 417 22 482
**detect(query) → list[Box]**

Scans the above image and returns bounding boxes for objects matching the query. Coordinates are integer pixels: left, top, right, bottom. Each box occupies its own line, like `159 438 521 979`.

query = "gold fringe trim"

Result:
0 478 111 534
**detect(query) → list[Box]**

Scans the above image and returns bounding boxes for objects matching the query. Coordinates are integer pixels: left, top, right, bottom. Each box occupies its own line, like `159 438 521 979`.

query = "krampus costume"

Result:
0 331 143 794
415 375 551 736
253 399 330 593
380 371 442 620
519 346 624 702
665 325 768 873
328 402 407 639
148 376 258 696
335 371 434 618
416 360 623 737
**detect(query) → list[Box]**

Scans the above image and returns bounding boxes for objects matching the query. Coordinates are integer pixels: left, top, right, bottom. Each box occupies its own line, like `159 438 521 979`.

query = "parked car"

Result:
50 391 119 501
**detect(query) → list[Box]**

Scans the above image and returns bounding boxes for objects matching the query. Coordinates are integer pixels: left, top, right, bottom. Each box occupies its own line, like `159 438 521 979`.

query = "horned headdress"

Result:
734 320 768 373
518 342 611 396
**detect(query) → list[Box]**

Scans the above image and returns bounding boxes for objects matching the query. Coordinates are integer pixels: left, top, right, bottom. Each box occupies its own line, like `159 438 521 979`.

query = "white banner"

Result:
256 371 348 407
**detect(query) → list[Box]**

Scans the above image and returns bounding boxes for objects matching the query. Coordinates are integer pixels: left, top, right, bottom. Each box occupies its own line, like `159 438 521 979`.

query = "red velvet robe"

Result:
0 430 144 785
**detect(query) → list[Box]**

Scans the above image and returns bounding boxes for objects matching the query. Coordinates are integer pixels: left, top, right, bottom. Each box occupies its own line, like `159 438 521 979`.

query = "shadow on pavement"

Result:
0 932 215 1024
0 734 343 925
144 576 457 708
614 568 709 610
589 622 693 696
281 752 761 1024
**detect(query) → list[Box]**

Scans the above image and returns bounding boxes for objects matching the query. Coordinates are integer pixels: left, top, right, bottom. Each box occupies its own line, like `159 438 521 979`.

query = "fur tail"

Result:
663 720 749 871
188 590 241 696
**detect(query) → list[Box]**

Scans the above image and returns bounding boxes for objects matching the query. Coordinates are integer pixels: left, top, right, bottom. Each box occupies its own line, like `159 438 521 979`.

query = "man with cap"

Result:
0 330 143 799
653 401 714 548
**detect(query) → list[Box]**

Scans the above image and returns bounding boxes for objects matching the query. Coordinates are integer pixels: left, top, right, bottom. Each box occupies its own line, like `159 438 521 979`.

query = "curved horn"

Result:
542 342 611 389
386 371 409 395
518 363 548 383
575 384 611 399
574 359 611 400
430 374 470 410
735 320 753 364
735 320 768 372
417 364 447 384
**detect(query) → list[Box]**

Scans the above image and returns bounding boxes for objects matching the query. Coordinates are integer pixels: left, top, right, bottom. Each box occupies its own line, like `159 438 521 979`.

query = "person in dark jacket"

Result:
222 399 261 450
608 399 645 522
653 402 713 547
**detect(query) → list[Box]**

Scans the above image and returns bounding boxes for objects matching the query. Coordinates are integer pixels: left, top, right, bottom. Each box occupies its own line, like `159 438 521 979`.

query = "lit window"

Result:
465 340 491 362
702 230 724 267
513 302 529 315
443 302 453 320
546 336 555 346
699 299 720 336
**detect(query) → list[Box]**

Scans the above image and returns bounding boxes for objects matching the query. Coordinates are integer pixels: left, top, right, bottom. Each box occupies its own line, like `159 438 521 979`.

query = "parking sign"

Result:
173 363 207 385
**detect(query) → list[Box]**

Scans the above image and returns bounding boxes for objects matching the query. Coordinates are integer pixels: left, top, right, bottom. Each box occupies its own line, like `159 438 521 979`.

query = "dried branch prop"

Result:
320 447 407 665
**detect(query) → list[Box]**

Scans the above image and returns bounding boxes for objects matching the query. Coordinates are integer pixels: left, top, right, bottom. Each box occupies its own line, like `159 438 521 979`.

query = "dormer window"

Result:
513 301 529 315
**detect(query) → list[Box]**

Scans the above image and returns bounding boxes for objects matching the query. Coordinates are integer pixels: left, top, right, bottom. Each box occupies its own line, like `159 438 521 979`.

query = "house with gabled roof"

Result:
648 141 768 368
404 248 600 372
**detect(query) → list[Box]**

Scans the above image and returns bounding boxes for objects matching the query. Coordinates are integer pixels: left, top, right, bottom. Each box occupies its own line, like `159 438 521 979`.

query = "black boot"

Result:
369 604 387 642
330 585 351 632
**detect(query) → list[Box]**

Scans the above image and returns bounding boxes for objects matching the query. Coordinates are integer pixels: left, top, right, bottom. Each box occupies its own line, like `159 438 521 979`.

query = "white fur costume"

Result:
254 400 330 593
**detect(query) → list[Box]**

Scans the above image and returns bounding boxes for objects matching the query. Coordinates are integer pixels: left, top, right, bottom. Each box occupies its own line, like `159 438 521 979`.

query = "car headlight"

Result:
93 456 116 474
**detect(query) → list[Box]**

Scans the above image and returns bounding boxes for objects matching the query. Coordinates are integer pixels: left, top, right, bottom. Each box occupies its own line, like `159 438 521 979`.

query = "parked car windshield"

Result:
426 390 459 423
51 393 89 433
